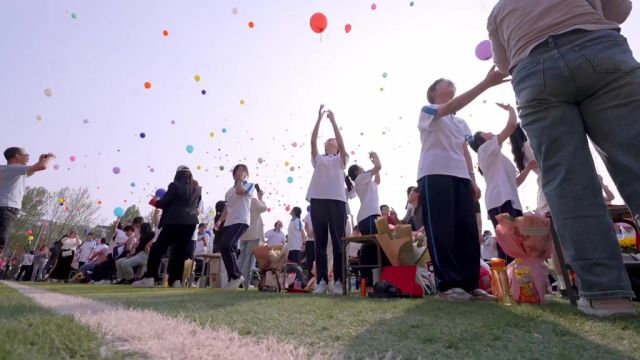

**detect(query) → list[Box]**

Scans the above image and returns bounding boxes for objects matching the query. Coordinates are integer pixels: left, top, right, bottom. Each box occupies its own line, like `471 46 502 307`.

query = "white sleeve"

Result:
418 105 438 131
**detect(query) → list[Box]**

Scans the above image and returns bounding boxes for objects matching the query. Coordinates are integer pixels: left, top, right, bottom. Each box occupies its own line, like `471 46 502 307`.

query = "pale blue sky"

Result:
2 1 639 228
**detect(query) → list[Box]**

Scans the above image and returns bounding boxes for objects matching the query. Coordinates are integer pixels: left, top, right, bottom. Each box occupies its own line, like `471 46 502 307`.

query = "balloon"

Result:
112 167 121 175
222 128 228 133
97 200 102 205
287 176 294 184
232 7 238 14
162 30 169 37
139 132 146 138
114 207 125 218
26 230 32 235
144 81 152 89
83 119 89 124
382 72 388 78
171 120 176 125
53 164 60 170
290 166 295 172
285 205 291 212
345 24 352 33
36 115 42 122
69 155 77 162
410 1 414 6
310 12 328 34
258 157 264 164
57 197 64 204
194 74 201 81
196 165 202 170
201 90 206 95
155 188 167 198
475 40 493 61
71 13 78 19
44 88 52 97
371 3 377 10
248 21 255 28
209 131 215 138
219 166 225 171
27 236 34 242
130 182 136 187
186 145 194 153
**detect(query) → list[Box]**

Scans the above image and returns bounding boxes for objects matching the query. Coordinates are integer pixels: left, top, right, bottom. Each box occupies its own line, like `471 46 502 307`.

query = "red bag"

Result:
380 266 424 298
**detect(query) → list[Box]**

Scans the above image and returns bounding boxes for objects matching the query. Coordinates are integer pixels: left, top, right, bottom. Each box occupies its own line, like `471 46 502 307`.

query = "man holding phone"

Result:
0 147 55 253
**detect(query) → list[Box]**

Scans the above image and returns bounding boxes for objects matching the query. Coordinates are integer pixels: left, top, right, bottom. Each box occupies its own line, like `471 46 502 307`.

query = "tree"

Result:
44 187 101 244
7 187 51 252
120 205 141 225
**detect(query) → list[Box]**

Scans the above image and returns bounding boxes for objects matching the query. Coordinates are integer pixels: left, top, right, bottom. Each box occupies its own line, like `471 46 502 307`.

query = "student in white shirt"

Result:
287 207 305 265
480 230 499 261
469 103 536 260
0 147 54 253
238 189 267 290
48 231 82 281
77 233 97 268
346 151 389 286
214 164 254 290
16 250 34 281
303 208 315 275
417 68 507 301
264 221 286 246
306 105 349 295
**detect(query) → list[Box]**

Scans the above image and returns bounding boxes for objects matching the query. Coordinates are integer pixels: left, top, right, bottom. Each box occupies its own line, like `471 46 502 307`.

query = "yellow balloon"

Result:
240 99 245 105
194 74 201 82
27 236 34 241
196 165 202 170
57 197 64 204
209 131 215 138
284 161 290 167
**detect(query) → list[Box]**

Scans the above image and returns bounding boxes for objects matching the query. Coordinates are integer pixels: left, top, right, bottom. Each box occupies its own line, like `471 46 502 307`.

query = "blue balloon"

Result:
287 176 294 184
186 145 194 153
114 207 125 218
155 188 166 198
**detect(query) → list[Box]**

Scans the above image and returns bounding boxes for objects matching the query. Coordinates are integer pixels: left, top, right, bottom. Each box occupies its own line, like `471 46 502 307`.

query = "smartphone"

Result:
255 184 261 193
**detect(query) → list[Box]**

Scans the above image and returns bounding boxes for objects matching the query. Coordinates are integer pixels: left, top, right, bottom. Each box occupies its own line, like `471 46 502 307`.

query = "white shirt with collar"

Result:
477 136 522 211
264 229 286 246
306 153 349 202
224 182 255 227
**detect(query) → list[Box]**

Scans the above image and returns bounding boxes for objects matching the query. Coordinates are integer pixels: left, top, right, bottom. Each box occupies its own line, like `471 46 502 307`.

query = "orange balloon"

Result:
248 21 255 28
162 30 169 36
144 82 151 89
310 13 328 33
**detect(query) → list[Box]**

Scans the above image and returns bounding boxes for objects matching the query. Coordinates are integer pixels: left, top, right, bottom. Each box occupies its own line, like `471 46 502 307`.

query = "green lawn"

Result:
0 284 131 360
32 284 640 359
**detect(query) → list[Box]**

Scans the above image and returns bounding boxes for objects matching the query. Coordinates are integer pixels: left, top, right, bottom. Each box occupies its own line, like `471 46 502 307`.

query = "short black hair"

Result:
132 217 144 225
123 225 135 232
4 147 21 161
292 207 302 218
198 223 206 228
427 78 454 104
469 132 488 153
380 204 389 211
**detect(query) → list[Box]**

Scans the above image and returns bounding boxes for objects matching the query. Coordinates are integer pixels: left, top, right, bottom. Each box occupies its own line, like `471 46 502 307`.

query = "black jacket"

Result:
157 182 202 227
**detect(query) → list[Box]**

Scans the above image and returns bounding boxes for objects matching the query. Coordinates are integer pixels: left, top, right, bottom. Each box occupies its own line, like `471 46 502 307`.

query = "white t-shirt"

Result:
264 229 286 246
62 236 82 251
195 232 210 255
77 239 97 262
94 244 108 252
417 105 472 180
354 171 381 223
303 213 314 241
224 182 255 226
481 236 499 260
306 154 348 202
478 136 522 211
21 253 34 266
110 229 128 252
0 165 29 209
287 218 304 251
523 141 549 213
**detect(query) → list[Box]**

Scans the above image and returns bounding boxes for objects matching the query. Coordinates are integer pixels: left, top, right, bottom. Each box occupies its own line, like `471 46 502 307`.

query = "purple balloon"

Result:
112 166 121 175
155 188 166 198
475 40 493 61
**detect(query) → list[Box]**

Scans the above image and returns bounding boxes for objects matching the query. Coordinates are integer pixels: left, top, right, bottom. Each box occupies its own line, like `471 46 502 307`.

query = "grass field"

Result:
20 283 640 359
0 284 131 360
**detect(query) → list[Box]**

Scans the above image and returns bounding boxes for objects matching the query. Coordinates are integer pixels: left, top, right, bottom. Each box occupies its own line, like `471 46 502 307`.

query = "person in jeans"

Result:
0 147 55 253
237 187 267 290
31 245 49 281
215 164 255 290
133 166 201 288
115 222 155 284
488 0 638 316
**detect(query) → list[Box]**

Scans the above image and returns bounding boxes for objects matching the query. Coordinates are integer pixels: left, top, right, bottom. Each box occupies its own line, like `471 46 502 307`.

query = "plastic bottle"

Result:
513 258 541 304
490 258 512 305
360 277 367 297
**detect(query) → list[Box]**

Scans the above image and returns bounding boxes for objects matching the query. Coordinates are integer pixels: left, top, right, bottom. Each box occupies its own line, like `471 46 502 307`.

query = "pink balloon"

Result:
112 166 121 175
69 155 77 162
475 40 493 61
371 3 377 10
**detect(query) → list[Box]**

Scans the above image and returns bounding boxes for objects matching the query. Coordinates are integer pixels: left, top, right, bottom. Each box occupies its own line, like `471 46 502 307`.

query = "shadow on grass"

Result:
343 298 640 359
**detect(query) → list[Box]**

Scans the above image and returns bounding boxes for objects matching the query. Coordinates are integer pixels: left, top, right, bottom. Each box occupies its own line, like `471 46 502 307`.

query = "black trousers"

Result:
288 249 301 265
144 224 197 284
418 175 480 292
358 215 390 286
487 200 523 263
310 199 347 284
304 240 315 275
16 265 32 281
219 223 249 281
0 207 19 251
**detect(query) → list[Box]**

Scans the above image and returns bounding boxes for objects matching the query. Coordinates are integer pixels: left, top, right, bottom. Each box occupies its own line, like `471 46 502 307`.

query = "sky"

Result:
1 1 639 230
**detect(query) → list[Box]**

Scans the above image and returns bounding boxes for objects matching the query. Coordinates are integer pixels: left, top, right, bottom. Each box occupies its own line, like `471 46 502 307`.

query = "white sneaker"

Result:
437 288 472 301
132 277 155 288
226 276 244 290
314 280 328 295
470 289 497 302
171 280 182 288
333 281 344 295
578 297 637 317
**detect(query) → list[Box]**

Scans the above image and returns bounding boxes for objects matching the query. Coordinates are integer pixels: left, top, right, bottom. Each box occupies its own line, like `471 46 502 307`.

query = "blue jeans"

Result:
116 252 148 280
512 29 639 299
238 239 259 289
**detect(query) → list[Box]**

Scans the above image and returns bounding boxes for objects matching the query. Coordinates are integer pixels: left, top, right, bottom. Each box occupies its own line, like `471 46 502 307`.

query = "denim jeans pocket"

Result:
512 59 544 106
574 35 640 73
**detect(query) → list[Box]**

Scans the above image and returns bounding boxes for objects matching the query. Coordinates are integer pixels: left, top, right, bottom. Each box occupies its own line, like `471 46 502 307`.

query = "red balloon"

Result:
310 12 328 34
345 24 352 33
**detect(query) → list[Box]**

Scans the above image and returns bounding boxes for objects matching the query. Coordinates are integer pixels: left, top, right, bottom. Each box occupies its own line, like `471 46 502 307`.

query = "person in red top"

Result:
379 205 397 226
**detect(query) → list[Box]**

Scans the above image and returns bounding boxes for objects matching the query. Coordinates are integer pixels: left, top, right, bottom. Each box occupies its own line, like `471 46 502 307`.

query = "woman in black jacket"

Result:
133 165 202 288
